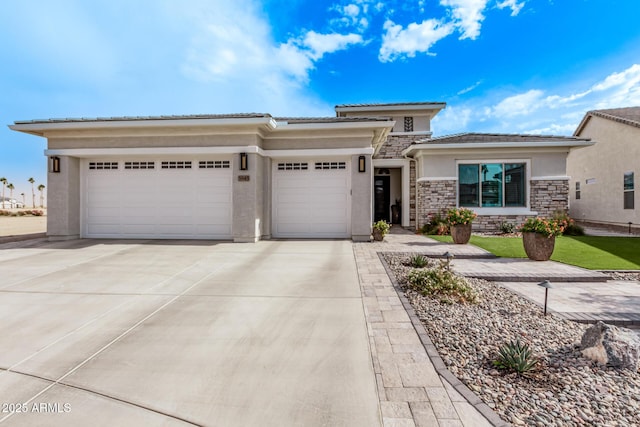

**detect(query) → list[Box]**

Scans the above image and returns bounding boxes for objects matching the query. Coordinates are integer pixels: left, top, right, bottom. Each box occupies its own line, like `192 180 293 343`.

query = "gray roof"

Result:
335 102 446 108
574 106 640 135
13 113 273 125
425 132 590 144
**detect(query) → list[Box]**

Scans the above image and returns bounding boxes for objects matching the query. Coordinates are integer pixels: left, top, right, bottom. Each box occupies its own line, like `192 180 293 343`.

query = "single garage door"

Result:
84 159 232 239
273 160 350 238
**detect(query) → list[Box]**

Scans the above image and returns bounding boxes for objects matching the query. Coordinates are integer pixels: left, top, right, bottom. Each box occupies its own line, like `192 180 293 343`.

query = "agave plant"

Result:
494 339 538 374
409 254 429 268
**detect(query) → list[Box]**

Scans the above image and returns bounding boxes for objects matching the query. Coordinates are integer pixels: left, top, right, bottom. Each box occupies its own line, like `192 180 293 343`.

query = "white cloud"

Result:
379 19 454 62
434 63 640 136
440 0 488 40
457 80 482 95
496 0 525 16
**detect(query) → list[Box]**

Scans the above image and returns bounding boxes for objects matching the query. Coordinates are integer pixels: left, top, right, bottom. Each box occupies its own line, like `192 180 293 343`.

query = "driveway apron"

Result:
0 239 379 427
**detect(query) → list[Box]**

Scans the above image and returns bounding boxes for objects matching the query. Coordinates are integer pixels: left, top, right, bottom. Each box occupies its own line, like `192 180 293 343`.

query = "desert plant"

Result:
406 263 477 304
409 254 429 268
446 207 477 225
499 221 516 234
494 339 539 374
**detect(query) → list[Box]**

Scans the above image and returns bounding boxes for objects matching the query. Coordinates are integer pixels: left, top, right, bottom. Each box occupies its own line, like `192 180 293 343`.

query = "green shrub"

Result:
493 340 538 374
551 210 584 236
406 264 477 304
499 221 516 234
409 254 429 268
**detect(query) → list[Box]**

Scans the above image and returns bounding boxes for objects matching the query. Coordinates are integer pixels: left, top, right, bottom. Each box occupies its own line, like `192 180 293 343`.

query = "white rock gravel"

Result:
384 253 640 427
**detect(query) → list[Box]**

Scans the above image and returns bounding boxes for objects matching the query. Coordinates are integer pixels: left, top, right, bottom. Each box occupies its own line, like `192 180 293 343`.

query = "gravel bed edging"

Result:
378 252 509 427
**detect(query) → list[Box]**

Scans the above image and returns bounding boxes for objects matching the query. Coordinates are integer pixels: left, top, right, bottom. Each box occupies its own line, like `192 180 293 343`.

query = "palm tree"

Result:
20 192 25 206
7 183 15 208
28 177 35 208
37 184 45 208
0 177 7 209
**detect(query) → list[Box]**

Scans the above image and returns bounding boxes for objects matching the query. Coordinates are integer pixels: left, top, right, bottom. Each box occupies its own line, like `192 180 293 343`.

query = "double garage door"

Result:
83 157 351 239
84 159 233 239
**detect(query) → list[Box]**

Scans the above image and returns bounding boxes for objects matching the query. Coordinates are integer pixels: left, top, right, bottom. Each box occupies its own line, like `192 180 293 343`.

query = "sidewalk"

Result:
353 226 640 426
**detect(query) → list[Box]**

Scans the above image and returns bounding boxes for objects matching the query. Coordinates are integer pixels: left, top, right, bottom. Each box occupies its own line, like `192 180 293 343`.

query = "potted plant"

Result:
447 207 477 244
372 220 390 241
519 217 567 261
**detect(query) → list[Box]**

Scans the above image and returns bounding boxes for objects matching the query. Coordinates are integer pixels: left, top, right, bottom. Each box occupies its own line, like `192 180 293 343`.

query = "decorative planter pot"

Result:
451 224 472 244
522 232 556 261
372 229 384 241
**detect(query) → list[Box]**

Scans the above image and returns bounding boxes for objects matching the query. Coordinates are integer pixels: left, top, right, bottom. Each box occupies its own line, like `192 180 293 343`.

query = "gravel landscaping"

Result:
383 253 640 427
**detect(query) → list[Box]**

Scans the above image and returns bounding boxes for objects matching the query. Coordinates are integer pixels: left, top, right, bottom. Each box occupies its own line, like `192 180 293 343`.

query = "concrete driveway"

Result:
0 239 380 426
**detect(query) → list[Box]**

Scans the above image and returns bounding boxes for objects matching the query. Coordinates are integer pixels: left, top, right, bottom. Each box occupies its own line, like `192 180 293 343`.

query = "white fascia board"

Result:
336 104 445 113
403 140 595 155
44 146 266 158
13 117 277 137
270 121 394 133
264 148 374 157
373 158 410 167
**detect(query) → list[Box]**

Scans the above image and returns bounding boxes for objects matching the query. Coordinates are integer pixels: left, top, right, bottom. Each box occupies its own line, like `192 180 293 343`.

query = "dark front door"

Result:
374 176 390 222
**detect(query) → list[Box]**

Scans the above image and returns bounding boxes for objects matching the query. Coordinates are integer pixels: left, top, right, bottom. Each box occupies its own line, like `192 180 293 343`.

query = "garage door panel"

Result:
273 160 350 238
85 159 232 239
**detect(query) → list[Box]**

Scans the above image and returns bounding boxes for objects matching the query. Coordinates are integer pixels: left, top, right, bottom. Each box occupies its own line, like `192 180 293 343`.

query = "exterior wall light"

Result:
51 156 61 173
358 155 366 173
240 153 248 171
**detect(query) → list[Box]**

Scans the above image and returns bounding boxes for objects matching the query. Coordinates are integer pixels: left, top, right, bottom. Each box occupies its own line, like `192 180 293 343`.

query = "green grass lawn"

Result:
428 235 640 270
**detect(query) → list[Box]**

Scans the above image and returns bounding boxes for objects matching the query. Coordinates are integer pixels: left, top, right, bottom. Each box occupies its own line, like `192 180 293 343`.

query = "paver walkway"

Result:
354 226 640 426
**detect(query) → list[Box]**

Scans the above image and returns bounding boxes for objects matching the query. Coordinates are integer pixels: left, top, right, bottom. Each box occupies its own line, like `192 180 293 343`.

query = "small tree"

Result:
7 183 14 207
28 177 35 208
0 177 6 209
37 184 45 208
20 192 25 206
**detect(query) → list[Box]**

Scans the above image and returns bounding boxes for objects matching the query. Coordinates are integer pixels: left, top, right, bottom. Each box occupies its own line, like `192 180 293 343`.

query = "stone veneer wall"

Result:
530 179 569 217
416 180 457 229
417 179 570 232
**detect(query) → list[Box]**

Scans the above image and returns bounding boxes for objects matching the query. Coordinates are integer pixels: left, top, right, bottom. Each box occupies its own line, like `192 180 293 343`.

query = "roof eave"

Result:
403 140 595 156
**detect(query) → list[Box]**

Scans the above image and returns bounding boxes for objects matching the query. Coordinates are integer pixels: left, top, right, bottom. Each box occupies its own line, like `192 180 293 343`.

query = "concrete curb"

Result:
0 233 46 244
378 252 510 427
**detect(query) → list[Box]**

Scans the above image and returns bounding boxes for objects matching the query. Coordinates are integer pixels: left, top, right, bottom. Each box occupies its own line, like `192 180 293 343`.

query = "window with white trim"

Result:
575 182 581 200
458 162 526 207
624 172 634 209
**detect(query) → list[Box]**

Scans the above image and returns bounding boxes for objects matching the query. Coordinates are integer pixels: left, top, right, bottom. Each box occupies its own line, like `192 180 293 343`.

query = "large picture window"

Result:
624 172 634 209
458 162 526 208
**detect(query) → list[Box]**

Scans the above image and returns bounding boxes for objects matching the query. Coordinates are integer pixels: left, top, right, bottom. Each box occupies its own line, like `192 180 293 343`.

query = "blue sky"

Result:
2 0 640 201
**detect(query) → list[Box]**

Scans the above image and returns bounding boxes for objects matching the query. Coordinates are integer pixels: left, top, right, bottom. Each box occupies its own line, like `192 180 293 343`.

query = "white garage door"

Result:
84 159 232 239
273 160 350 238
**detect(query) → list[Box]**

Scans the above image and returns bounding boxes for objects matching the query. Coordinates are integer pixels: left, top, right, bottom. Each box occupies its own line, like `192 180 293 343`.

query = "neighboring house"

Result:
0 197 25 209
10 102 592 241
567 107 639 233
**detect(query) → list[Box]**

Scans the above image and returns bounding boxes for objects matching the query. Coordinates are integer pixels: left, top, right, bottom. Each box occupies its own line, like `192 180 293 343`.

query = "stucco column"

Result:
351 154 373 242
47 156 81 240
232 153 264 242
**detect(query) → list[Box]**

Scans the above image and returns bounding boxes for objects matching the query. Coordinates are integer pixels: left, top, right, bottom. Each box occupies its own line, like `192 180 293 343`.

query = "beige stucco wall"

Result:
351 154 373 241
568 116 639 226
47 156 81 240
49 134 261 149
263 136 371 150
418 148 569 178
